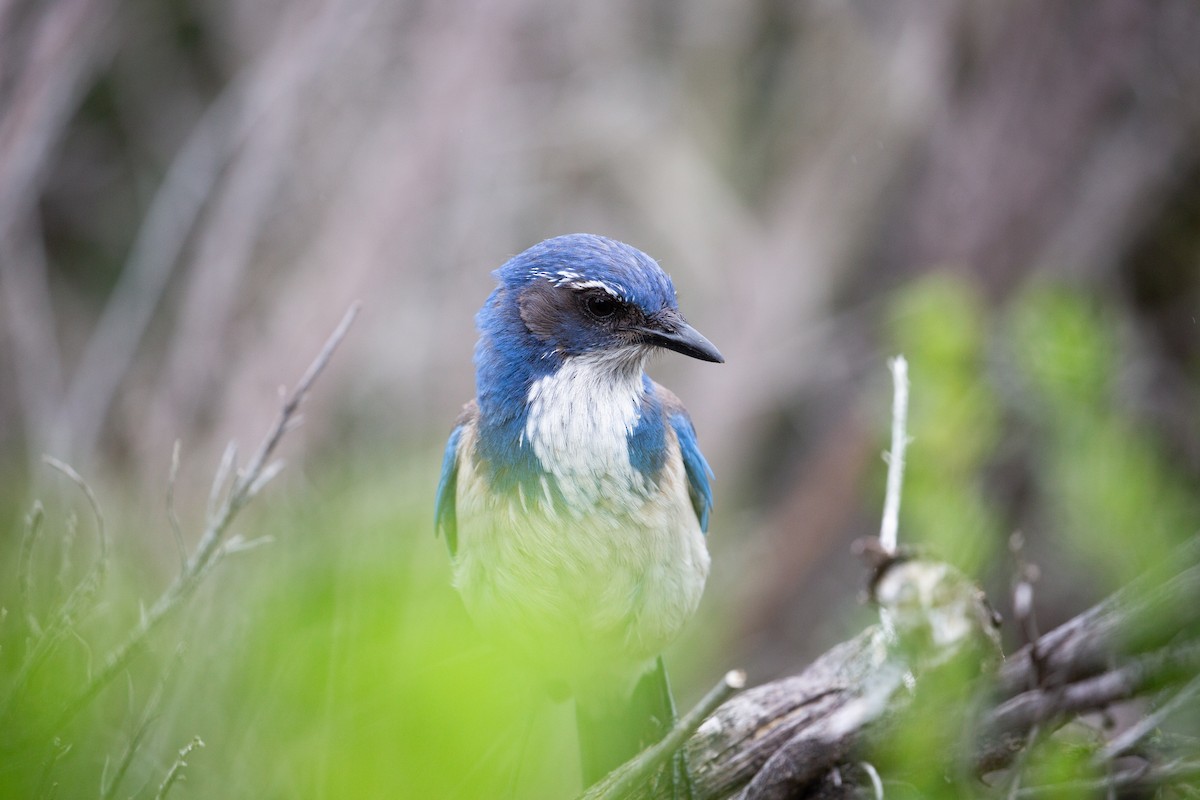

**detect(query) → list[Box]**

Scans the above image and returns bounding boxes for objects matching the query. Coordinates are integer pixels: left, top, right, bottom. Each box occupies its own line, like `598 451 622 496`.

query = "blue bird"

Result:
435 233 723 789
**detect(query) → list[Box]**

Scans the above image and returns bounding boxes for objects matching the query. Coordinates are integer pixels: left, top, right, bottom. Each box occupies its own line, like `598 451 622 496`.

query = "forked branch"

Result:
15 302 360 744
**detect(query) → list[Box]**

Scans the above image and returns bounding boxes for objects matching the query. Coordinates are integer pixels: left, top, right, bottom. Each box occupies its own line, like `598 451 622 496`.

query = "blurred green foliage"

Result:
1 461 584 799
867 653 990 798
887 275 1196 589
1009 284 1198 586
876 274 1200 796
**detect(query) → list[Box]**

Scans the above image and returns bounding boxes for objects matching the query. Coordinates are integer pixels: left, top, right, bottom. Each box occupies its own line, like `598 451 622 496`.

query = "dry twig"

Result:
13 302 359 745
153 736 204 800
878 355 909 555
582 671 747 800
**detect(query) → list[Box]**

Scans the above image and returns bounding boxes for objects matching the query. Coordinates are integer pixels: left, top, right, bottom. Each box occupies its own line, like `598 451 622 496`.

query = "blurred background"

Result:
2 0 1200 796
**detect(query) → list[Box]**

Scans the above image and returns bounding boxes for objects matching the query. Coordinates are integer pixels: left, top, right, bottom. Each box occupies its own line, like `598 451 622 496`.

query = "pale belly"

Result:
452 441 710 697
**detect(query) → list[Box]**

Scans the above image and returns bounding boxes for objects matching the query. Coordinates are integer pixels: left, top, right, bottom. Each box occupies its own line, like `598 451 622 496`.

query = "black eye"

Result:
584 294 619 319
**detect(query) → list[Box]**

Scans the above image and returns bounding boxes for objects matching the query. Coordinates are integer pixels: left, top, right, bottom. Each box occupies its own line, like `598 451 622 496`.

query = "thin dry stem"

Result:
206 441 237 524
153 736 204 800
1100 672 1200 761
30 302 359 741
42 456 107 564
101 644 186 800
0 460 110 723
167 440 186 570
582 670 747 800
878 355 909 554
19 501 46 637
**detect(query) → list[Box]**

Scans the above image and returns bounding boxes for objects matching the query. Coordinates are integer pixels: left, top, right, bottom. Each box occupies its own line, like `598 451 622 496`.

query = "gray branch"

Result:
596 541 1200 799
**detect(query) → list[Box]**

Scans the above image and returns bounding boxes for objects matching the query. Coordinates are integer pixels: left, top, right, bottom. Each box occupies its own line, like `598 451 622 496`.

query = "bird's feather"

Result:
656 389 714 533
671 412 714 533
436 403 479 556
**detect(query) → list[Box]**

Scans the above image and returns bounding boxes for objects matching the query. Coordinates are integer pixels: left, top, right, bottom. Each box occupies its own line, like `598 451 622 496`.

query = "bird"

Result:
435 233 723 790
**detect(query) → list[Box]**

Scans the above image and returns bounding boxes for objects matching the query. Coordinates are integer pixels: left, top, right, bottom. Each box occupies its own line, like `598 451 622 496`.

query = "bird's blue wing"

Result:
435 424 464 556
669 411 714 533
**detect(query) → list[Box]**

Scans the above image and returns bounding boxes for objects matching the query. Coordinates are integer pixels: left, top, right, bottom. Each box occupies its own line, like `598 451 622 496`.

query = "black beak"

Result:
636 310 725 363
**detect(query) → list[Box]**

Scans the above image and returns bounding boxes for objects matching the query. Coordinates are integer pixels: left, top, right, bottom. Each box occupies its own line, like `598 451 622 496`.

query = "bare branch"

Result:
153 736 203 800
206 441 237 524
585 536 1200 800
1100 672 1200 762
0 460 111 723
995 541 1200 700
859 762 883 800
34 737 72 800
166 440 186 570
1002 532 1046 797
42 456 107 566
231 301 360 502
582 670 747 800
985 644 1200 748
666 628 897 800
99 644 182 800
220 535 275 556
19 501 46 637
245 458 286 501
26 303 359 742
878 355 909 555
1014 759 1200 798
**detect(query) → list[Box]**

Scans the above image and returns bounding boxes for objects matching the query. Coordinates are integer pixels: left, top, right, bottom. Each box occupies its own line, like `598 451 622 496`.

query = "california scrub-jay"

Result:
435 233 722 788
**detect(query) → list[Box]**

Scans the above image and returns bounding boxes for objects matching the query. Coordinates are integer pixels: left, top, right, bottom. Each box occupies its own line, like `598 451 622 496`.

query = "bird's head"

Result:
479 233 723 372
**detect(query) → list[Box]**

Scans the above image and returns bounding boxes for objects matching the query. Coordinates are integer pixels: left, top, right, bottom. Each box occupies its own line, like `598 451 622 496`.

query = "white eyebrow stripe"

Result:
527 268 627 299
568 279 621 297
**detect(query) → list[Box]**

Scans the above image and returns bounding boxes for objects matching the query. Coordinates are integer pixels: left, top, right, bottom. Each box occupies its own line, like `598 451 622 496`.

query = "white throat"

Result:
523 349 650 510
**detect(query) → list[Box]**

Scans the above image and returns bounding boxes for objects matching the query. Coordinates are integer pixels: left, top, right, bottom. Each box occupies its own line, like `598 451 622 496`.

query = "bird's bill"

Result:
636 313 725 363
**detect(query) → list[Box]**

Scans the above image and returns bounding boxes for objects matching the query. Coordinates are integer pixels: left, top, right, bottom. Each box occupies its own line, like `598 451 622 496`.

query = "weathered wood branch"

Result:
598 538 1200 799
